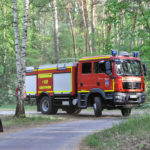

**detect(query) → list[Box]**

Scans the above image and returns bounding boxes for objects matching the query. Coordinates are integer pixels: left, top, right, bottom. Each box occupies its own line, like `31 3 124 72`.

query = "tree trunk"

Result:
53 0 59 63
106 12 112 52
13 0 29 117
66 4 77 59
130 11 137 50
78 0 90 55
91 0 96 53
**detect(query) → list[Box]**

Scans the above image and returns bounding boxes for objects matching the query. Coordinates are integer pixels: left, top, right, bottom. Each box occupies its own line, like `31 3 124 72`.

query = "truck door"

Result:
78 62 95 92
78 60 114 93
93 60 114 92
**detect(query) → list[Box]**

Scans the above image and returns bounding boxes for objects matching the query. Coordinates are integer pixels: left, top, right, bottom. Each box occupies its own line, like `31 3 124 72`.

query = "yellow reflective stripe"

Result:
38 68 57 71
104 79 115 92
38 73 52 78
26 92 36 94
38 91 53 93
70 67 73 92
80 56 110 61
38 66 72 71
39 86 51 90
54 91 71 93
38 91 71 93
78 91 89 93
78 79 115 93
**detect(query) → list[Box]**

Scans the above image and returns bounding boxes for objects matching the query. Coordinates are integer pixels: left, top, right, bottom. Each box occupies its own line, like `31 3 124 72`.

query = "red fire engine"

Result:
25 51 146 117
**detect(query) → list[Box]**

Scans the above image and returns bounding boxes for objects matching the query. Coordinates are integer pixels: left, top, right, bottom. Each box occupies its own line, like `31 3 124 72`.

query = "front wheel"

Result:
93 97 102 117
121 108 131 116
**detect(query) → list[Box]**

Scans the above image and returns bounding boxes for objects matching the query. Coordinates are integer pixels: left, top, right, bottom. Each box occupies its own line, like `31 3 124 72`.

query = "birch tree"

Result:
13 0 29 117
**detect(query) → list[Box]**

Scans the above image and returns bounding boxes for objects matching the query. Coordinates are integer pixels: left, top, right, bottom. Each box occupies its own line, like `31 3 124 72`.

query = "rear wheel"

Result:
121 108 131 116
40 96 57 114
93 97 102 117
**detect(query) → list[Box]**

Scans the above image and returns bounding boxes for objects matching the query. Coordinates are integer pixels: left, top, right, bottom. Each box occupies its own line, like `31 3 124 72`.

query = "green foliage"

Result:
0 0 149 105
0 65 4 76
83 113 150 150
1 115 65 129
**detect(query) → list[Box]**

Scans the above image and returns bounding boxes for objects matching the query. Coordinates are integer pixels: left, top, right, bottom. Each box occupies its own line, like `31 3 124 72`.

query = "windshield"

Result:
115 59 142 76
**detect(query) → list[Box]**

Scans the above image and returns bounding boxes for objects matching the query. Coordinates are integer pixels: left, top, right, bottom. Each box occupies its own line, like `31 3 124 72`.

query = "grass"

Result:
0 115 65 131
82 113 150 150
0 104 36 111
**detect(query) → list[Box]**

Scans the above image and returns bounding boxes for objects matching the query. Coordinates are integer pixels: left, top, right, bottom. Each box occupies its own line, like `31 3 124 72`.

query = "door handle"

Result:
97 82 100 86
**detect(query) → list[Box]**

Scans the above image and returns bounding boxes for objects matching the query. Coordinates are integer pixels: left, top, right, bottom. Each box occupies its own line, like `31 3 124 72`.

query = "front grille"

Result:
123 82 141 89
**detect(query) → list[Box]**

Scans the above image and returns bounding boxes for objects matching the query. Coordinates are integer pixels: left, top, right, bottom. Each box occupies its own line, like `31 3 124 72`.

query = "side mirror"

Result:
143 64 147 76
105 61 111 75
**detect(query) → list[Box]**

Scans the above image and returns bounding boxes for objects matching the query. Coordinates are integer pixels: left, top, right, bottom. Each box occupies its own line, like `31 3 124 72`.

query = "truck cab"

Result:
77 51 146 116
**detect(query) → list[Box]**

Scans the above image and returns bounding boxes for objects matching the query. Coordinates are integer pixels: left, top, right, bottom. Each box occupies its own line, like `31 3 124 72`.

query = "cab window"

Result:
82 63 91 74
94 61 106 73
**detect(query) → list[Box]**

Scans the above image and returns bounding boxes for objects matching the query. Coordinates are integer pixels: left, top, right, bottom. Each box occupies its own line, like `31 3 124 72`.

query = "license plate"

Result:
130 95 137 99
62 101 69 105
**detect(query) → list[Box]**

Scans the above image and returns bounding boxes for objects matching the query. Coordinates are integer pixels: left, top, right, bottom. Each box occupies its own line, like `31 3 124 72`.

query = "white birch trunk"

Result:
13 0 29 117
13 0 23 116
13 0 21 82
21 0 29 102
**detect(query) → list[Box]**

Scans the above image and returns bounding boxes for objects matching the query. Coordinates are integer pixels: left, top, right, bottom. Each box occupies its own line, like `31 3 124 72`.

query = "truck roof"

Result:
79 56 111 61
79 55 140 62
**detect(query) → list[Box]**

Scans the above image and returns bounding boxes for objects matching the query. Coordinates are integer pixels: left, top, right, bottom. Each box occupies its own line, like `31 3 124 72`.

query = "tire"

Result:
65 107 81 114
93 97 102 117
121 108 131 117
40 96 54 114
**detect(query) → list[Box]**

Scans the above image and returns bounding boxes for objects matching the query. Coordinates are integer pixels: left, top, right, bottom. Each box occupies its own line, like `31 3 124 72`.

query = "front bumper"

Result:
113 92 146 105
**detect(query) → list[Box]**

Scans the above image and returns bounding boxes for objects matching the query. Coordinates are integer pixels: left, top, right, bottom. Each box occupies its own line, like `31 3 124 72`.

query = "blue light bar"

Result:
112 50 117 56
133 51 138 57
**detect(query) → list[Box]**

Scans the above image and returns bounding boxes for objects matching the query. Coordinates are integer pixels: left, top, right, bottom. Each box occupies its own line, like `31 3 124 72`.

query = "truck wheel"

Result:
40 96 53 114
93 97 102 117
121 108 131 116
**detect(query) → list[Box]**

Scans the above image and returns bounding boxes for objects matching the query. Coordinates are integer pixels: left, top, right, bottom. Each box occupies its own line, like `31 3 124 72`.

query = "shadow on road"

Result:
55 111 123 120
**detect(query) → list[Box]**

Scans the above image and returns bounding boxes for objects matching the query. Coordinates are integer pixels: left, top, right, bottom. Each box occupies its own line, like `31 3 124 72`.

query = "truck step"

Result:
78 94 87 108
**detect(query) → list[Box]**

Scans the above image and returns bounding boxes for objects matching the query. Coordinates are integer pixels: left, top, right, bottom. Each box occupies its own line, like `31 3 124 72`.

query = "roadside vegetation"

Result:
0 115 65 133
82 113 150 150
0 104 36 111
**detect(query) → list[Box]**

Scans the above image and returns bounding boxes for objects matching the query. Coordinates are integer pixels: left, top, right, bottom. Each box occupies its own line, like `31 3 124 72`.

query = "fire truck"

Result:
25 51 146 117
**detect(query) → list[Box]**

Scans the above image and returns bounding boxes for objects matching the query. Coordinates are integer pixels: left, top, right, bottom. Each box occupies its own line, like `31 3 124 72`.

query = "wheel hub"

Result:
93 103 97 110
42 100 49 112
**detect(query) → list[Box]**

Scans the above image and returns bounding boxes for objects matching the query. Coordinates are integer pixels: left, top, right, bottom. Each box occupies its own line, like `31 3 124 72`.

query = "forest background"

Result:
0 0 149 106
